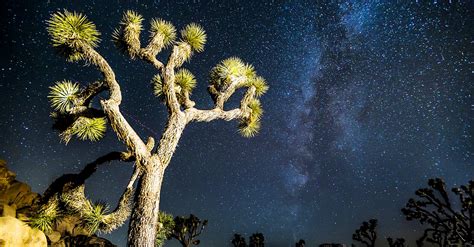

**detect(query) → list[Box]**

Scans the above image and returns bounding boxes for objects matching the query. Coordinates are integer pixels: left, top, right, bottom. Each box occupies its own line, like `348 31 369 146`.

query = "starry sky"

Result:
0 0 472 246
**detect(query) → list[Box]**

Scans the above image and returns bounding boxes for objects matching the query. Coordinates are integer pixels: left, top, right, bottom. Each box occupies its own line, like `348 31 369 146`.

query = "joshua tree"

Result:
352 219 377 247
387 237 406 247
170 214 208 247
249 232 265 247
45 9 267 246
232 234 247 247
295 239 306 247
401 178 473 246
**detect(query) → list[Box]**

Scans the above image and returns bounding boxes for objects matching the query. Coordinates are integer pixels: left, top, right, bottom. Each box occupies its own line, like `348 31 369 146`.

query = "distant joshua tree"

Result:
387 237 406 247
232 234 248 247
43 9 267 246
402 178 473 246
295 239 306 247
352 219 377 247
249 232 265 247
171 214 208 247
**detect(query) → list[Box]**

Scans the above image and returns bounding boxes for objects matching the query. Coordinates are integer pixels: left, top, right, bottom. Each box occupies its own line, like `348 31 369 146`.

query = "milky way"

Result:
0 1 472 246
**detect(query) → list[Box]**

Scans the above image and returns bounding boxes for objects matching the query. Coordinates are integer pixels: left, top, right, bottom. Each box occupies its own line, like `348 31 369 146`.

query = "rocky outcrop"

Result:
0 216 47 247
0 160 118 246
0 159 40 218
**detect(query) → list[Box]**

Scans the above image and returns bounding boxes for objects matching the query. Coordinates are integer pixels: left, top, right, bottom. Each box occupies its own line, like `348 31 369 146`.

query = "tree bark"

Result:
128 155 163 247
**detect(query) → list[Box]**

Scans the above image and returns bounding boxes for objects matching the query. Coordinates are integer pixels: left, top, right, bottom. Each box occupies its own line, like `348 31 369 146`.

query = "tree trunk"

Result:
127 156 163 247
127 115 186 246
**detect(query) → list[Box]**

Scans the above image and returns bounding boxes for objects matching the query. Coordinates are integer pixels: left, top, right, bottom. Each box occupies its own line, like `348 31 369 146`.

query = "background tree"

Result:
232 234 247 247
170 214 207 247
352 219 377 247
45 9 267 246
249 232 265 247
401 178 473 246
295 239 306 247
387 237 406 247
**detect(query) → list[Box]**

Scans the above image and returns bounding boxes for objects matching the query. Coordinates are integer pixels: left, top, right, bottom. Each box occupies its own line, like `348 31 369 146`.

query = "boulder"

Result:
0 216 47 247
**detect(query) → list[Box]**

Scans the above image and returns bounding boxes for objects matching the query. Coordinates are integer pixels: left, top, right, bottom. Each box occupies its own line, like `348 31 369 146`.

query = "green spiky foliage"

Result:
152 74 164 97
80 200 110 235
247 76 268 96
29 198 61 233
181 23 206 52
210 57 245 87
156 212 176 247
60 116 107 143
150 18 176 46
175 69 197 93
122 10 143 28
238 118 261 138
47 10 100 62
239 97 263 138
48 80 80 113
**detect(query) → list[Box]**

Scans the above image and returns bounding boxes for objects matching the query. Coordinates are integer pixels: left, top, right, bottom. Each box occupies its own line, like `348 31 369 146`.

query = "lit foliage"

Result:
122 10 143 29
29 198 61 233
181 23 207 52
81 201 110 235
150 18 176 46
60 117 107 143
46 10 100 61
248 76 269 97
156 212 176 247
48 80 80 113
175 69 197 93
152 74 164 97
210 57 246 87
152 69 196 98
209 57 268 138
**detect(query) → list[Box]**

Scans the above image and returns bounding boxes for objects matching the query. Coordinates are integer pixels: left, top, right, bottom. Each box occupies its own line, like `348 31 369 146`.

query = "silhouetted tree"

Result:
44 9 267 246
402 178 473 246
387 237 406 247
352 219 377 247
232 234 247 247
171 214 208 247
249 232 265 247
295 239 306 247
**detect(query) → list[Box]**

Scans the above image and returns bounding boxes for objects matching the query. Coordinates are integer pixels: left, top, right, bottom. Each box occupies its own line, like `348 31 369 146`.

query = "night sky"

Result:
0 0 472 246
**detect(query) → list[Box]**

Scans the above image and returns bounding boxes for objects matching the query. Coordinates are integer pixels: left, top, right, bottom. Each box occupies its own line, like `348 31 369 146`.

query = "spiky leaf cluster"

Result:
247 76 269 96
112 10 144 58
181 23 206 52
29 198 61 233
210 57 246 88
121 10 143 28
152 69 196 100
152 74 164 98
150 18 176 47
175 69 197 93
48 80 80 113
60 117 107 143
156 212 176 246
209 58 268 138
47 10 100 61
238 99 263 138
81 201 110 235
